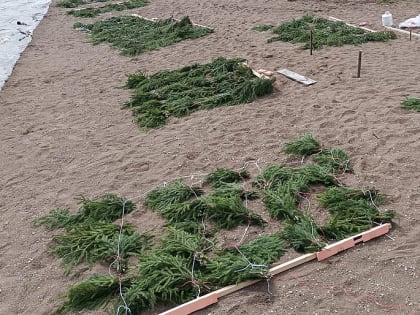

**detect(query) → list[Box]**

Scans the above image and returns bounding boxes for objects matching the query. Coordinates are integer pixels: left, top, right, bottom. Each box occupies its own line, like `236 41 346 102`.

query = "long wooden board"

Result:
329 16 377 33
160 223 391 315
277 69 316 85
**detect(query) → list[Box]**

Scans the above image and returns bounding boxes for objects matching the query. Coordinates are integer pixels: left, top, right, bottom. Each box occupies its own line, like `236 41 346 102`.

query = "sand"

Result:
0 0 419 314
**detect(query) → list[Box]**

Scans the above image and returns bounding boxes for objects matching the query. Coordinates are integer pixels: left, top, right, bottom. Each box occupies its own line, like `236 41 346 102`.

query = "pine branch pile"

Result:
74 16 213 56
265 15 396 49
34 194 135 229
402 97 420 112
56 274 122 313
50 222 151 274
145 178 265 229
124 57 275 128
318 187 395 239
68 0 149 18
35 195 149 275
57 0 108 8
37 134 396 314
283 132 321 156
204 233 286 286
204 168 250 188
282 214 325 253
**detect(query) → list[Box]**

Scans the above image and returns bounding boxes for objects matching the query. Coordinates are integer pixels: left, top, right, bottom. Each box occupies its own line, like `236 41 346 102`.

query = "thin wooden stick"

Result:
329 16 377 33
310 29 313 55
357 50 362 78
384 25 420 38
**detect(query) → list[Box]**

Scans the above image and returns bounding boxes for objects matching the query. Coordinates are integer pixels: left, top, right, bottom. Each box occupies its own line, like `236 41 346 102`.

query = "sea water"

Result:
0 0 51 91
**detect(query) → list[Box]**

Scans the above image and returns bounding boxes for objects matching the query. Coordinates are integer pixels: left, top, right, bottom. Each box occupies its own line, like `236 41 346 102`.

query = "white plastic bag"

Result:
399 15 420 28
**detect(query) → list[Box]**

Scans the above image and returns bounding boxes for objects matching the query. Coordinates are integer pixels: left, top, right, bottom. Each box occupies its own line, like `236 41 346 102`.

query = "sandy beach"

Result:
0 0 419 314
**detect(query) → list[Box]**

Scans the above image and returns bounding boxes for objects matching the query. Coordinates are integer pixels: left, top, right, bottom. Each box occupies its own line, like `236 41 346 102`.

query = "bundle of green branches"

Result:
313 148 352 174
152 191 265 229
204 233 286 286
204 168 250 188
267 15 396 49
402 97 420 112
68 0 149 18
124 57 275 128
318 187 395 239
122 227 214 313
34 194 135 229
253 24 274 32
52 223 151 274
145 180 202 212
56 274 123 313
74 16 213 56
283 133 321 156
57 0 108 8
34 195 145 275
253 163 336 220
124 252 200 313
211 182 259 200
281 214 325 253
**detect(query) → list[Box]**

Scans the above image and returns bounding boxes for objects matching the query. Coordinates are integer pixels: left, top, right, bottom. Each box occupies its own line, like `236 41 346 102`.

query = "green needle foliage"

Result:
155 194 265 229
283 133 321 156
318 187 395 239
56 275 121 313
314 148 352 174
281 215 325 252
57 0 108 8
68 0 149 18
267 15 396 49
402 97 420 112
253 24 274 32
212 182 259 200
34 194 135 229
124 252 202 313
145 180 202 212
124 57 275 128
159 227 210 259
33 208 74 230
195 194 265 229
50 222 151 274
204 233 286 286
74 16 213 56
205 168 250 188
254 164 336 220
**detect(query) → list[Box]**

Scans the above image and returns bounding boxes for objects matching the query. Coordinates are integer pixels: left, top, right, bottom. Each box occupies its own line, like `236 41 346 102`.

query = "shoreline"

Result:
0 0 51 90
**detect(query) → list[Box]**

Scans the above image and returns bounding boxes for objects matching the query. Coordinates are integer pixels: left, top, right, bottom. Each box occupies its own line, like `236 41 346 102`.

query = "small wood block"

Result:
316 223 391 261
277 69 316 85
160 292 218 315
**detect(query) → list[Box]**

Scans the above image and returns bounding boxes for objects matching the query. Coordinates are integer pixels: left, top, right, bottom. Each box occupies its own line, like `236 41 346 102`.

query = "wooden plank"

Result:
329 16 377 33
316 223 391 261
242 62 271 79
160 292 219 315
384 26 420 38
277 69 316 85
